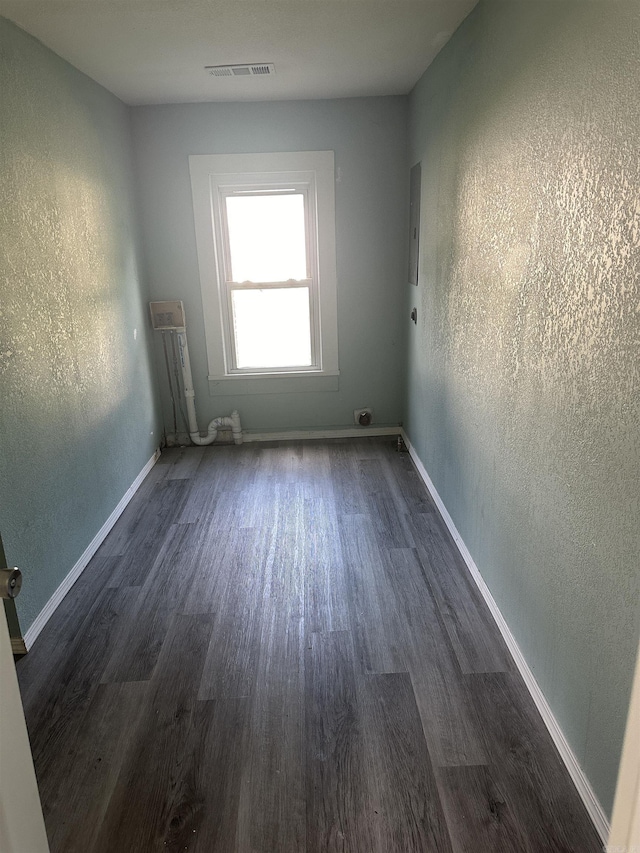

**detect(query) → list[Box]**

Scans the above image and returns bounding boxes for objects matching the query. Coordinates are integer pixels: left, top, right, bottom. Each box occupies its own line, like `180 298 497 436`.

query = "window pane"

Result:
231 287 312 368
225 193 307 282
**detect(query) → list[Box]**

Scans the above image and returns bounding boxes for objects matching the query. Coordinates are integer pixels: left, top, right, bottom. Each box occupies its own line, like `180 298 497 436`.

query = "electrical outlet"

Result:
354 407 373 426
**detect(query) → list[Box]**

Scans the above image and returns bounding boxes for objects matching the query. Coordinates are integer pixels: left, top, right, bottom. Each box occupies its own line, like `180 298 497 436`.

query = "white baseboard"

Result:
244 426 401 442
166 427 402 446
400 429 610 844
22 449 161 652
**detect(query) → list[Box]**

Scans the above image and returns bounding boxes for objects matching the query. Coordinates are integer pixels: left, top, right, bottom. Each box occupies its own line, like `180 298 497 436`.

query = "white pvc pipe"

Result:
175 329 243 445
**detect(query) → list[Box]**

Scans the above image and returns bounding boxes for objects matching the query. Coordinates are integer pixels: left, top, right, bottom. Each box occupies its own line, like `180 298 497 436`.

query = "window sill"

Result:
208 371 340 396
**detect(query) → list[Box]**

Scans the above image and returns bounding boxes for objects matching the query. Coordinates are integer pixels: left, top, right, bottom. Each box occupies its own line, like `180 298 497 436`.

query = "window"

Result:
189 152 339 384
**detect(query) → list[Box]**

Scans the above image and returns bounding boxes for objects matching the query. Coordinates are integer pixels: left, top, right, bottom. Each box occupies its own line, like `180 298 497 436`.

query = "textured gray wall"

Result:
0 19 161 633
3 0 637 817
131 97 407 435
406 0 640 816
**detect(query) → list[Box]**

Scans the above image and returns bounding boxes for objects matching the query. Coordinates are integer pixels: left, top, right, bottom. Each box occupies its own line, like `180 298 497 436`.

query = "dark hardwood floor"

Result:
17 438 602 852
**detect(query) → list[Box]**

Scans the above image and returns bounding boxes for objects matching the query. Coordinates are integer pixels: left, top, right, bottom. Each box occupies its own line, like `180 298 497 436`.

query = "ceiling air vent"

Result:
205 63 275 78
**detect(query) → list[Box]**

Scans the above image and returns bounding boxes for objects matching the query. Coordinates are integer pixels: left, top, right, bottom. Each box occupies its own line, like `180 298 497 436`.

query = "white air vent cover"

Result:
205 63 275 78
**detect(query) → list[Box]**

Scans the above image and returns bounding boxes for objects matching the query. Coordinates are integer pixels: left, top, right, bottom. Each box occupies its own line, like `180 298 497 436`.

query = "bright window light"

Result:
231 287 312 368
225 193 307 283
189 151 338 380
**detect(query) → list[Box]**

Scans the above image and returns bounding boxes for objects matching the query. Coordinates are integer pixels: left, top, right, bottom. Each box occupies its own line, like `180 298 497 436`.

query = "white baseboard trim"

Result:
166 427 402 446
400 429 610 844
22 449 161 652
244 426 401 442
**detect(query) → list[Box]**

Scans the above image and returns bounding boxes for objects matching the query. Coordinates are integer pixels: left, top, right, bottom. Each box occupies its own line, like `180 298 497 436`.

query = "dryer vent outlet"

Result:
354 408 373 427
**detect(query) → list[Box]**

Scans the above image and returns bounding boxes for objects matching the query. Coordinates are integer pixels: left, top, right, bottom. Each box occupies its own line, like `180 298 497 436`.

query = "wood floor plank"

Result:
350 437 388 458
360 671 454 852
328 440 369 515
467 671 602 852
165 444 206 479
303 496 350 634
101 522 202 683
23 584 133 808
97 456 173 557
435 764 532 853
305 631 376 853
358 454 411 518
170 696 249 853
409 512 513 675
387 447 437 514
181 525 240 614
204 443 262 531
177 444 237 524
261 482 306 610
233 464 279 531
338 513 405 674
384 547 488 767
256 440 304 483
359 457 416 549
300 441 335 501
92 613 215 853
44 680 149 853
197 527 267 700
154 446 182 467
235 483 307 853
203 449 247 520
368 491 415 549
17 552 122 710
106 478 190 587
236 610 306 853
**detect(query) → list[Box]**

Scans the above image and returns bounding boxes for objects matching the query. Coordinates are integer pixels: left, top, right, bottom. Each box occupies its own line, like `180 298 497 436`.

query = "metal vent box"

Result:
149 300 185 330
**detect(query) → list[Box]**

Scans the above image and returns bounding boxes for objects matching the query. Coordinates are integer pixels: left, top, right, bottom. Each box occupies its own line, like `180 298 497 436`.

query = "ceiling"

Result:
0 0 477 105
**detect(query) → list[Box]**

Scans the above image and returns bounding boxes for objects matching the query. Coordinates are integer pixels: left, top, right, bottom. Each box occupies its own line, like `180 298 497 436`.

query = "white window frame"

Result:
189 151 339 382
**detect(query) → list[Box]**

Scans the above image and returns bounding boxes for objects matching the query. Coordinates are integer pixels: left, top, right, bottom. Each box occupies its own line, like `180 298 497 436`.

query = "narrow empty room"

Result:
1 1 638 851
15 439 603 851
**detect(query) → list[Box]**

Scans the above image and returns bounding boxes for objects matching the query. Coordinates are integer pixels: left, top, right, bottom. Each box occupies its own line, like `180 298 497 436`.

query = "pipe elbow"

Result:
189 430 213 446
190 411 242 446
